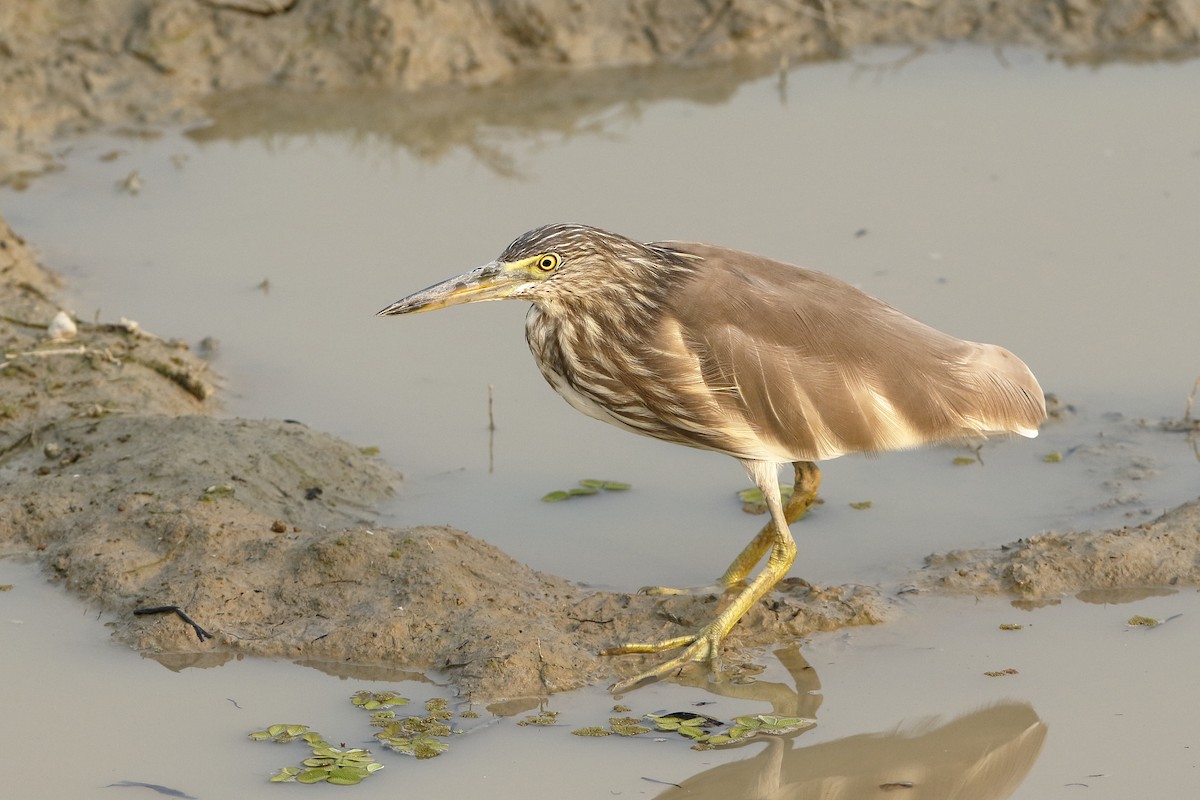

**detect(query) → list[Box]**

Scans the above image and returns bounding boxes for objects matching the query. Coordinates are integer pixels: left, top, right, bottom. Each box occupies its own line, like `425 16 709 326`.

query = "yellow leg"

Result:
718 461 820 587
604 459 803 693
639 460 820 597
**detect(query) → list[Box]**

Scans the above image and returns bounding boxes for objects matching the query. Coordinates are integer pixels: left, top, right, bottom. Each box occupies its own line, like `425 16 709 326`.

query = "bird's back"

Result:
638 242 1046 462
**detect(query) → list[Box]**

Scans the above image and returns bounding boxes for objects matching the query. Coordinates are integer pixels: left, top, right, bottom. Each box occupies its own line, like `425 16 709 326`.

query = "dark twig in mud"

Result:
126 356 212 401
133 605 214 642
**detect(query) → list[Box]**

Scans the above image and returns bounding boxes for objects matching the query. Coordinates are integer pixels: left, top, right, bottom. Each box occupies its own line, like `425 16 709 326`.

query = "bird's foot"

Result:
602 624 727 694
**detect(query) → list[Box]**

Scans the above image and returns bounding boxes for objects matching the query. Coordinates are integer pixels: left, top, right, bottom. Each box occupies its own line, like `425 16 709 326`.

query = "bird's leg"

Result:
604 460 798 693
718 461 821 588
638 461 820 597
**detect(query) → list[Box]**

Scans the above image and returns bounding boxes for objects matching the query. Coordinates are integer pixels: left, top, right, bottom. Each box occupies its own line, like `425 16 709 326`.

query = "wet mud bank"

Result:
3 210 1198 699
3 0 1200 185
3 2 1200 700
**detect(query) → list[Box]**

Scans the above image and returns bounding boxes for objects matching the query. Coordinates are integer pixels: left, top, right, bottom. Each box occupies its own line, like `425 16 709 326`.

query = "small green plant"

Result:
737 485 796 514
542 479 631 502
351 690 409 710
517 709 559 726
570 726 612 737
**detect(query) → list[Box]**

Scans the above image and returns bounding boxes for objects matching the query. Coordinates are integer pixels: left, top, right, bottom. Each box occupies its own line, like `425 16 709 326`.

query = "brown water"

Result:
2 44 1199 799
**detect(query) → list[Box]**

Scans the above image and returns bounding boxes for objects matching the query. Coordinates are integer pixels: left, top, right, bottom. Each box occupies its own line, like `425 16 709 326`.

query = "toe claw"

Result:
604 627 725 692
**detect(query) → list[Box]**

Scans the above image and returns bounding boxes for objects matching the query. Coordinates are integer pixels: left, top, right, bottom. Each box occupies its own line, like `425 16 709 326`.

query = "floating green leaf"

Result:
269 767 301 782
952 456 978 465
849 500 872 510
1128 615 1161 627
1043 452 1063 463
249 723 311 743
296 768 329 784
646 712 714 740
745 714 816 735
541 490 571 502
325 768 366 786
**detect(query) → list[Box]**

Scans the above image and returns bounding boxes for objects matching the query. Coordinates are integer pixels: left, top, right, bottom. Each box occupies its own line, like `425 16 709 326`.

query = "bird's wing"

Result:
649 242 1045 462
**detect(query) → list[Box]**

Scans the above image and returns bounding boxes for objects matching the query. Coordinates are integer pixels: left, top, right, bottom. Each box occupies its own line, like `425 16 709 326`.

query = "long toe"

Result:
637 581 731 597
604 624 727 693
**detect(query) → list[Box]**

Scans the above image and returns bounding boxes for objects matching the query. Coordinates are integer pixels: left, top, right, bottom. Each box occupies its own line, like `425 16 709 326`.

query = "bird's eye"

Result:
535 253 560 272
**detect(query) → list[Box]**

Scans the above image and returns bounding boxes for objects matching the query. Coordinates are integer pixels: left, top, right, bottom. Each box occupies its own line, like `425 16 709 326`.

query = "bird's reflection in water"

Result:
662 647 1046 800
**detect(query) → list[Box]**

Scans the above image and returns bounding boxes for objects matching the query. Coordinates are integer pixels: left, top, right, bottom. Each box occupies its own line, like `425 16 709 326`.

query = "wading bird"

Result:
378 224 1045 692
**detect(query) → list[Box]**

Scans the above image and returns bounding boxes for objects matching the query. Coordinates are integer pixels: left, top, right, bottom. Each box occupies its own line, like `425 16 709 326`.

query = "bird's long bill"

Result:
377 261 520 316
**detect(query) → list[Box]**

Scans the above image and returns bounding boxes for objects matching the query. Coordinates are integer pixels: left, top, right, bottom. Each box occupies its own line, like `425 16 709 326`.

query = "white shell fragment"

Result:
46 310 77 341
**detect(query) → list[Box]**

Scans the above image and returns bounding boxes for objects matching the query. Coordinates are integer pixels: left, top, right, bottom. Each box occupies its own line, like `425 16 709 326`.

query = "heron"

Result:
378 223 1045 692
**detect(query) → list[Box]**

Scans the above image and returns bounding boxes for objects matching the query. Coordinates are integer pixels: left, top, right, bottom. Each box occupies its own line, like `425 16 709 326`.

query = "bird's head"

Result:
377 223 686 317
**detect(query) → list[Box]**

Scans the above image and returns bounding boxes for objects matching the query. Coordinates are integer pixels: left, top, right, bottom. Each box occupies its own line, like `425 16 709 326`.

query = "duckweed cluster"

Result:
251 694 817 785
569 710 814 749
249 692 475 785
541 479 631 502
373 697 457 758
249 725 383 785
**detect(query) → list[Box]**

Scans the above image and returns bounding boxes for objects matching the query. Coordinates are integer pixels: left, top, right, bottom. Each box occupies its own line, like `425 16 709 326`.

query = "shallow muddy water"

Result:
3 556 1198 799
3 44 1200 798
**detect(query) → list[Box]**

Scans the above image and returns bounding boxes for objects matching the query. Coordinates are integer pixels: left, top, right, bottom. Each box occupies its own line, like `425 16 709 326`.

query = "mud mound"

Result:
917 499 1200 598
1 209 891 698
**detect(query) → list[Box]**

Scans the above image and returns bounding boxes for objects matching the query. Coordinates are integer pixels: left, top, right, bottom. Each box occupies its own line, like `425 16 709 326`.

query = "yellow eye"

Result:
534 253 560 272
